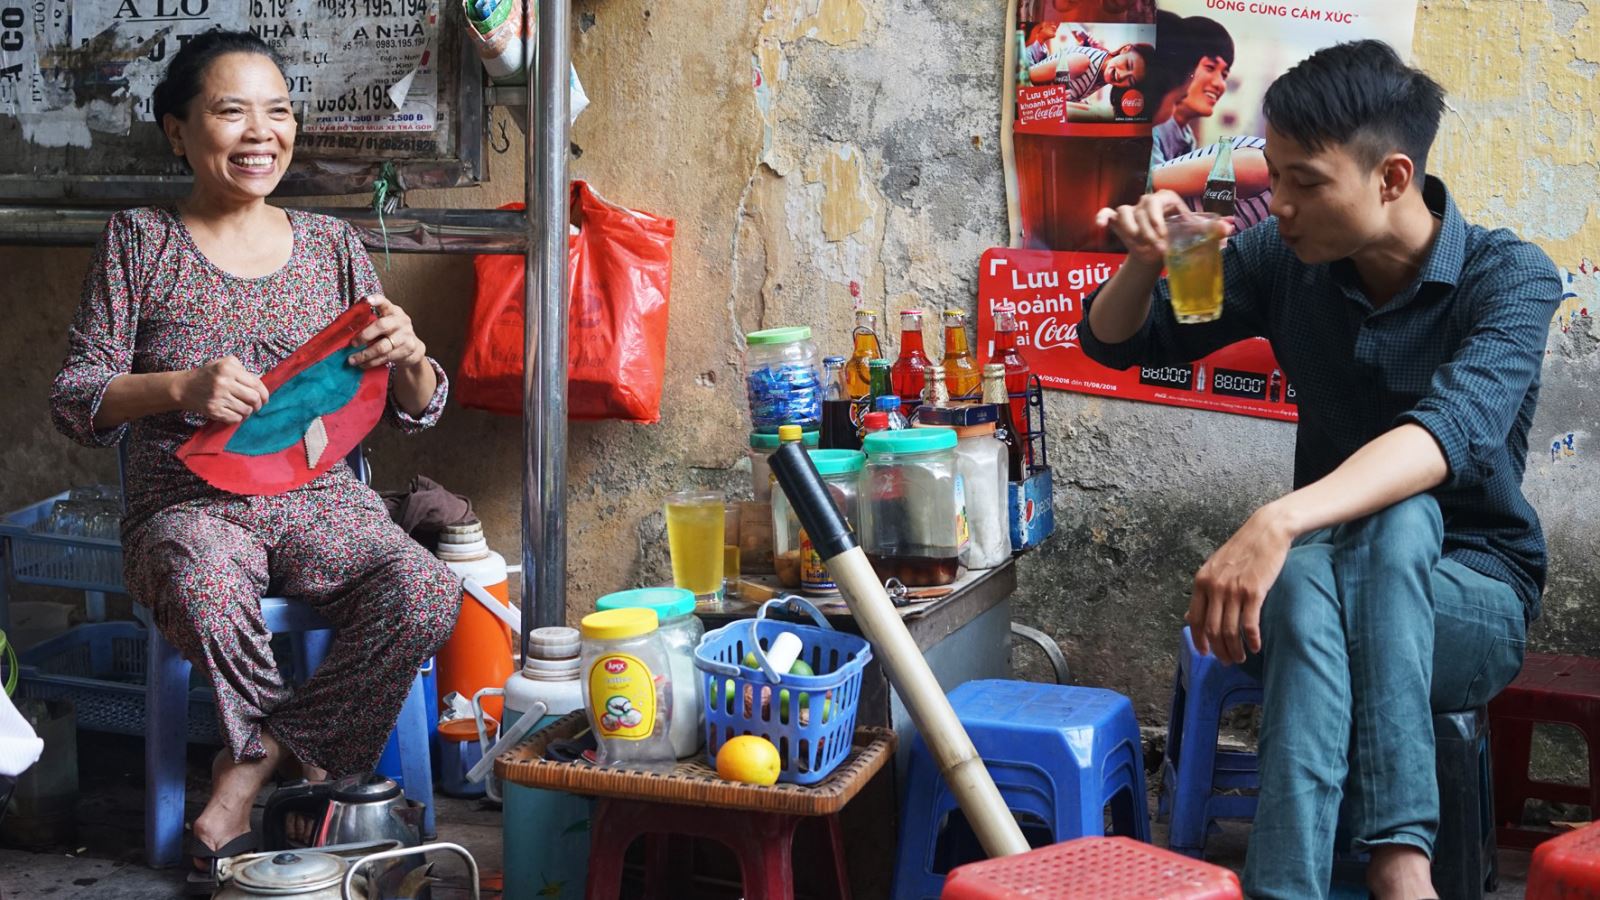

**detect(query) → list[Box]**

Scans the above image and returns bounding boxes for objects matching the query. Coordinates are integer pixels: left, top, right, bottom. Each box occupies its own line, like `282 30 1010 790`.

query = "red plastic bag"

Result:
458 182 675 422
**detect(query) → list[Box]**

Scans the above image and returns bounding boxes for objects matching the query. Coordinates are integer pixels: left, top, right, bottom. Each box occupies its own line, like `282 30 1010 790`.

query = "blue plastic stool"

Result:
1158 626 1264 856
1158 628 1498 899
143 599 436 867
891 679 1151 900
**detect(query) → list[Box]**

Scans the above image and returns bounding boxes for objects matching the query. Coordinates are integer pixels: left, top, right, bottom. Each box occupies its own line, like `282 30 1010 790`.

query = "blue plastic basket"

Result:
0 492 124 592
694 596 872 785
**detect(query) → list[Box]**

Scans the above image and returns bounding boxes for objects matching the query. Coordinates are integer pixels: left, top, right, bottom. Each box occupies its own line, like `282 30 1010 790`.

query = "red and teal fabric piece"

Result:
178 303 389 496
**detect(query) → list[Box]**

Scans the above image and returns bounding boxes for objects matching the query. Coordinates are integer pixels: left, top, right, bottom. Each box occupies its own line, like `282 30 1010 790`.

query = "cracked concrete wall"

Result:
0 0 1594 732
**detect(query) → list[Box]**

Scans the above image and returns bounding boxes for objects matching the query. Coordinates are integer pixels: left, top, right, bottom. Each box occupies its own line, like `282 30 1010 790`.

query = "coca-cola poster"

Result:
995 0 1416 420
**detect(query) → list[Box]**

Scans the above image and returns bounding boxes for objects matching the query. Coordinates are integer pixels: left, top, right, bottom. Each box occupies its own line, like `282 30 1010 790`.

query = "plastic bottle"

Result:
873 394 909 431
578 609 676 767
595 588 706 758
436 521 515 721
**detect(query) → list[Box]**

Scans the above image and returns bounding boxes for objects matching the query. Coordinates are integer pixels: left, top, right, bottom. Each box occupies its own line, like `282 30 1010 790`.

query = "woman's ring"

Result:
382 336 394 352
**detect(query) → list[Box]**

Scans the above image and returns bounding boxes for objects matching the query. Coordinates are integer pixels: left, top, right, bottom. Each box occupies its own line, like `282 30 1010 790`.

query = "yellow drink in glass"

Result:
1166 212 1224 324
665 491 725 599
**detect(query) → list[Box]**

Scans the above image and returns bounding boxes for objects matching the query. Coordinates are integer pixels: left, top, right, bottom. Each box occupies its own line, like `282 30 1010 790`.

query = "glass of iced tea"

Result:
665 491 725 600
1165 211 1225 324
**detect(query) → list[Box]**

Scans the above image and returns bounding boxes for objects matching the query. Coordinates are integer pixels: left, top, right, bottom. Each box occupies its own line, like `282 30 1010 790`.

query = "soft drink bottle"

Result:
1202 138 1236 220
983 363 1024 482
941 310 981 402
844 309 882 400
873 394 910 431
891 309 932 419
989 303 1031 465
821 356 859 449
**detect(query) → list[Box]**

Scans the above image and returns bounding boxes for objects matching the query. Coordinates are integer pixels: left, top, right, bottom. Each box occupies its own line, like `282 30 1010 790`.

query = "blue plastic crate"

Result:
16 622 220 744
694 596 871 785
0 493 124 593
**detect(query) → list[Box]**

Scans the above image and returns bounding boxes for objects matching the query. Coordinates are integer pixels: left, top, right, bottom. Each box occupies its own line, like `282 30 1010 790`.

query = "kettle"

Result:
263 773 425 851
212 840 479 900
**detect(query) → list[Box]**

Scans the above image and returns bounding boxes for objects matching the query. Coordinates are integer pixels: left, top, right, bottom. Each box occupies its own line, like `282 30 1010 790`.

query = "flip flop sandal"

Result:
183 829 259 896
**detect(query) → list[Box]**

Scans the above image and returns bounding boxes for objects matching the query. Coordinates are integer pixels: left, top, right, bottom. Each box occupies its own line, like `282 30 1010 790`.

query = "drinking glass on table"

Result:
1165 211 1225 324
665 491 725 600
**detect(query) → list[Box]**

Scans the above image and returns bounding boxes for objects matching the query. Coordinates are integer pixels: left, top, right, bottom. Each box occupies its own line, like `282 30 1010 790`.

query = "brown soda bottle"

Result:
941 309 981 402
891 309 932 420
844 309 882 400
820 355 859 450
983 363 1024 482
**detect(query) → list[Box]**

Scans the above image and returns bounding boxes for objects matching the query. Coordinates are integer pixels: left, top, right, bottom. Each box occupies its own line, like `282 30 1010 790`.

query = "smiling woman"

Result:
48 29 461 891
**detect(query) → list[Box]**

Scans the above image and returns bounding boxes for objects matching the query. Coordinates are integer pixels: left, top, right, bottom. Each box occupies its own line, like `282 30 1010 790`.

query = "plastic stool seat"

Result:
1526 820 1600 898
940 837 1242 899
1489 653 1600 849
894 680 1151 900
143 597 435 867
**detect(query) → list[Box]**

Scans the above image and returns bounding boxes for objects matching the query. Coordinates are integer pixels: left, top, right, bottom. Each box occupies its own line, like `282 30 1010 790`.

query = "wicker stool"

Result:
1526 820 1600 899
940 837 1242 899
1489 653 1600 849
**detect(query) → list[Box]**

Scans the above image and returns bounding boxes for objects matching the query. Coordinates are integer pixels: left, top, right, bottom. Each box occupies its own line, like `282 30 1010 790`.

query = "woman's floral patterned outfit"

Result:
50 207 461 776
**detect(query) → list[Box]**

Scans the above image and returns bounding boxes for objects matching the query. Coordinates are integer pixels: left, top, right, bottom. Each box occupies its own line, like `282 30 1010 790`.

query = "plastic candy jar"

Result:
772 450 865 594
595 588 705 758
745 327 822 433
578 608 676 767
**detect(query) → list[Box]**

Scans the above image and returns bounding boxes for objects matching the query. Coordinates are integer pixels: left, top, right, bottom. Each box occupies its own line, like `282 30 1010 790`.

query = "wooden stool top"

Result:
494 711 895 816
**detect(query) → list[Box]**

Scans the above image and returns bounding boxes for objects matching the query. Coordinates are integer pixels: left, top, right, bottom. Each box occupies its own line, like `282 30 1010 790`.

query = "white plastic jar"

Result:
595 587 705 758
948 422 1012 568
578 608 677 767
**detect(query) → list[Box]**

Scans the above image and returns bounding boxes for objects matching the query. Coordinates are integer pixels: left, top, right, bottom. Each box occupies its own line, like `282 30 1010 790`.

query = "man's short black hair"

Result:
1262 39 1445 181
1178 15 1233 68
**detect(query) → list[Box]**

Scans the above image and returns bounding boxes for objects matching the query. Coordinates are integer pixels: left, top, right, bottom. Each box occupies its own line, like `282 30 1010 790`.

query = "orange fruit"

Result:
715 735 782 785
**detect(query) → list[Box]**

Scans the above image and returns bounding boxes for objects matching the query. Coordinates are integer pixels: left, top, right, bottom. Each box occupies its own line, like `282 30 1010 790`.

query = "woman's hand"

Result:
178 357 270 423
348 295 427 372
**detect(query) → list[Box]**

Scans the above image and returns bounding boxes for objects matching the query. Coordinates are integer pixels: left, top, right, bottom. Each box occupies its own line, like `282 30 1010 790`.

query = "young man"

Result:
1149 15 1233 165
1083 40 1559 899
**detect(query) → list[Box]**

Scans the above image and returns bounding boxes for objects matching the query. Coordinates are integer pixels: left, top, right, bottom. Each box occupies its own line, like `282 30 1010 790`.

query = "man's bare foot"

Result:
1366 844 1438 900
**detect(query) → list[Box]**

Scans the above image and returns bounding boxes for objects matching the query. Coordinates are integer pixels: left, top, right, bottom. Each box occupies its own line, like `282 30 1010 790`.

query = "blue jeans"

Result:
1239 495 1527 899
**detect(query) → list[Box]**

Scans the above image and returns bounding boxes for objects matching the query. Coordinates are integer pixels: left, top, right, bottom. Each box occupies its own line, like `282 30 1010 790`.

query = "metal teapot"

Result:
212 840 479 900
263 773 424 850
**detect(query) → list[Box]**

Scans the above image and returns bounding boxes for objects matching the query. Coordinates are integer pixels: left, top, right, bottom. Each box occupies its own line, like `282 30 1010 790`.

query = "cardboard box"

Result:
1008 466 1055 551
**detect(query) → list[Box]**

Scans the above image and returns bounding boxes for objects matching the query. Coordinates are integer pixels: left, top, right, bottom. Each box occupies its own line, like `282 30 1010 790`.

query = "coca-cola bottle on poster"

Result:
891 309 933 420
1202 139 1237 220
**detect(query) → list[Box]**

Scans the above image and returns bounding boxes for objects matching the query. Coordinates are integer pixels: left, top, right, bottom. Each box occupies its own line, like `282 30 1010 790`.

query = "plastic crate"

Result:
0 493 125 593
16 621 220 744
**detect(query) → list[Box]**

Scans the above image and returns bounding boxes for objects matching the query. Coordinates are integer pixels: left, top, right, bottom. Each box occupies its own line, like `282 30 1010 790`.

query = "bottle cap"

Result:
749 430 819 450
863 411 890 431
777 424 804 443
746 326 813 345
900 308 925 316
822 355 846 366
526 626 582 660
579 608 659 641
868 358 891 369
873 395 902 412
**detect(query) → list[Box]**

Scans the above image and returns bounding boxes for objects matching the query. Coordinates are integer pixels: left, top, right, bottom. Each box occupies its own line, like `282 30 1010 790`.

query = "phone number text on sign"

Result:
976 247 1298 422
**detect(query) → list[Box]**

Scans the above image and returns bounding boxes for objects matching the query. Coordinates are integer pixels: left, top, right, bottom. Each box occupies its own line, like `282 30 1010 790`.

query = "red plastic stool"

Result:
584 797 849 900
1526 820 1600 898
940 837 1242 899
1489 653 1600 849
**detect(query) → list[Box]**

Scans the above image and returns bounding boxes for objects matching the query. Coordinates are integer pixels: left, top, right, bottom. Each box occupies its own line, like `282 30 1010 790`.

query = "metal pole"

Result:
522 0 572 653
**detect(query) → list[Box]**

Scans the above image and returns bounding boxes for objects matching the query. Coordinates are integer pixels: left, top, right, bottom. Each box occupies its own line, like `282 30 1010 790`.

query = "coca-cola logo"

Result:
1203 187 1234 203
1119 89 1144 117
1031 316 1079 351
604 659 628 674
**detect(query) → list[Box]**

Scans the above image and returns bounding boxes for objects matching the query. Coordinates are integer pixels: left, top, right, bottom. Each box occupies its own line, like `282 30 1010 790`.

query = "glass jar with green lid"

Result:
595 587 705 758
578 607 677 766
745 326 822 433
772 449 866 594
860 427 965 587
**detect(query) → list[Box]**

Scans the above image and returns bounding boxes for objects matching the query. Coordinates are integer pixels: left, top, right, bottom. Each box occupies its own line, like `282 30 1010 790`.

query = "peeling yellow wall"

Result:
1417 0 1599 267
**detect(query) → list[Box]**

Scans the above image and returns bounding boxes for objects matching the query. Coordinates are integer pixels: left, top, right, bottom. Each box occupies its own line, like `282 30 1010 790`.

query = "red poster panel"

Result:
977 248 1298 422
